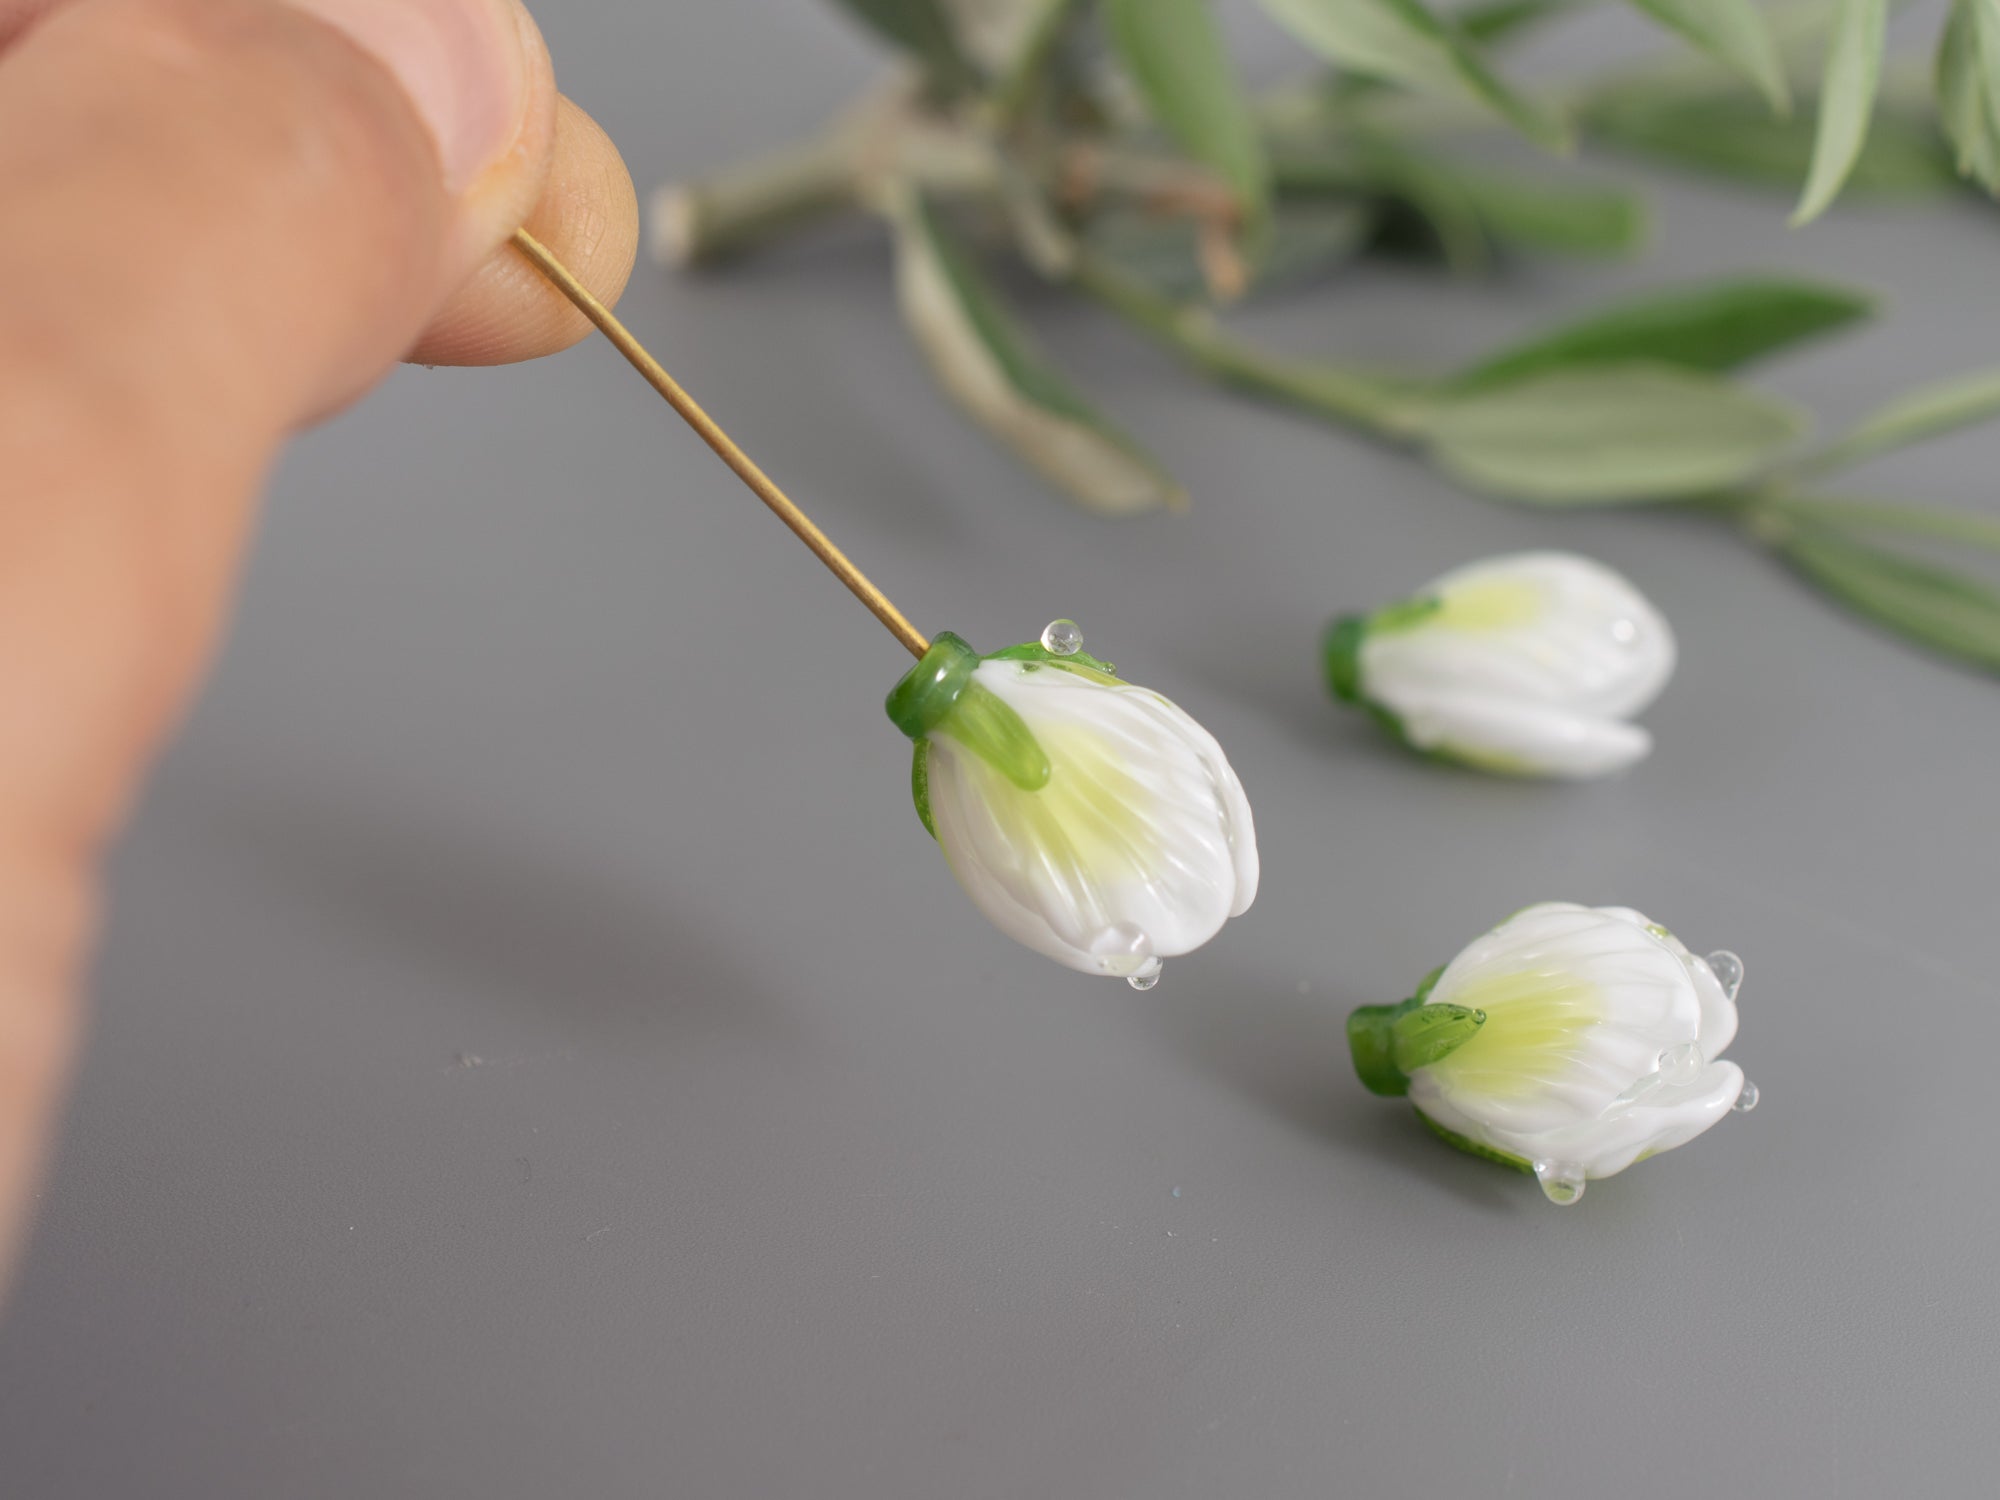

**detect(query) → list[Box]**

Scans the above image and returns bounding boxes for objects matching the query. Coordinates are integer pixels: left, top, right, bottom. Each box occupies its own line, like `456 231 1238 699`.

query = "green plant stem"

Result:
1069 252 1432 438
657 113 1243 268
989 0 1082 129
652 134 861 266
652 87 1008 266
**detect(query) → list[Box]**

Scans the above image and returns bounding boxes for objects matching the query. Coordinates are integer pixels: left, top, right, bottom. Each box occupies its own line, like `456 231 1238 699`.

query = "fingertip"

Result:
436 0 556 276
284 0 540 194
408 94 638 367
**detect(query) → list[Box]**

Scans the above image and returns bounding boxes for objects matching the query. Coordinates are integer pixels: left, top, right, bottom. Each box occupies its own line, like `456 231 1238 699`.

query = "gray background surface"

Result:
4 3 1998 1496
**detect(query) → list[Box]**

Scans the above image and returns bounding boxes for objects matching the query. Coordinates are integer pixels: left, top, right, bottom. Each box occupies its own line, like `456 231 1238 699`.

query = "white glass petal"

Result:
925 660 1257 977
1520 1061 1745 1179
1387 689 1654 778
1361 550 1675 726
1409 903 1743 1179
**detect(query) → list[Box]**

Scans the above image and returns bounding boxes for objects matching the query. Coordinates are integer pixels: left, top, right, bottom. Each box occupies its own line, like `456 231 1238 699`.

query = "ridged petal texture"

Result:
1409 903 1742 1179
1361 551 1676 777
925 660 1258 977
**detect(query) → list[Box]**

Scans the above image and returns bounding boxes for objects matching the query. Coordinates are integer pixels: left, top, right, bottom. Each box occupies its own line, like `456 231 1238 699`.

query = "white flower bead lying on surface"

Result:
1347 902 1754 1204
1324 551 1676 778
887 622 1258 986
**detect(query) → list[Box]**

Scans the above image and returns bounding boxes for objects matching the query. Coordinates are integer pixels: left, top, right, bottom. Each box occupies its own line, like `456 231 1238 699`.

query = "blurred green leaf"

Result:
1454 0 1585 45
1256 202 1382 284
1936 0 2000 193
1428 363 1805 502
1260 0 1572 151
829 0 982 91
1103 0 1271 226
1452 279 1870 392
1077 213 1211 297
1084 203 1376 298
1796 367 2000 475
1772 522 2000 672
1625 0 1791 113
1070 251 1434 435
939 0 1049 70
1274 146 1642 265
891 192 1185 514
1761 496 2000 552
1586 86 1957 191
1793 0 1887 223
982 0 1088 122
1452 171 1645 256
1279 144 1491 270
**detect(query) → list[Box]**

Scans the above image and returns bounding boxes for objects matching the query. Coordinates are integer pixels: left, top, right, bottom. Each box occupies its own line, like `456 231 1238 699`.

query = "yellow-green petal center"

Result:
948 718 1162 883
1433 578 1543 633
1422 967 1601 1100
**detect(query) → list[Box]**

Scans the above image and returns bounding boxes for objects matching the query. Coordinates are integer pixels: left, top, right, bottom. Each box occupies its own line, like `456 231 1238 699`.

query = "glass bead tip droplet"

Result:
1733 1080 1760 1113
1658 1041 1705 1086
1040 618 1083 656
1706 950 1745 1002
1533 1158 1587 1206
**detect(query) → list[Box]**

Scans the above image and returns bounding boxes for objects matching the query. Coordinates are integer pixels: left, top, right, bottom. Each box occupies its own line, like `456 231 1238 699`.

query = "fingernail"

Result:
287 0 530 192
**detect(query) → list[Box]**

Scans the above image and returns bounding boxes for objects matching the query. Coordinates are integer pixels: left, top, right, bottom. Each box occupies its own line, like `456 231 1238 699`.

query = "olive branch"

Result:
651 0 2000 675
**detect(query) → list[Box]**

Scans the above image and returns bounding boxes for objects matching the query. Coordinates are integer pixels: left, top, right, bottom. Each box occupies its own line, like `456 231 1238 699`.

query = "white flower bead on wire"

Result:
1348 902 1755 1204
887 622 1258 986
1325 551 1676 777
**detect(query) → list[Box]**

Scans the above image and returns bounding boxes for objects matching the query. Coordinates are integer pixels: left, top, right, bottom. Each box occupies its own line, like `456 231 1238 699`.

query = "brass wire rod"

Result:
510 228 931 659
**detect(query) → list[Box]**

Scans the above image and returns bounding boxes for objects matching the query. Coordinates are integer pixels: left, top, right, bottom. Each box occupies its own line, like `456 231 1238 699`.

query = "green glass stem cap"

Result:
1324 596 1441 709
1322 614 1368 705
885 631 1052 795
885 631 981 741
1322 610 1422 748
1346 968 1483 1097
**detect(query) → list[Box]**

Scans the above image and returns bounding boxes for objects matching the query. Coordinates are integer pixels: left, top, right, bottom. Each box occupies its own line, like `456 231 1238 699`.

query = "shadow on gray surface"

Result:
1340 1104 1531 1214
629 228 975 553
1140 968 1525 1214
170 766 790 1042
1161 604 1367 757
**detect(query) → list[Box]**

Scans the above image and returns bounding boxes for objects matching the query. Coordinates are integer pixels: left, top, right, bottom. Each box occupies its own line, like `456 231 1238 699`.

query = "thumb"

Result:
0 0 571 1285
0 0 560 426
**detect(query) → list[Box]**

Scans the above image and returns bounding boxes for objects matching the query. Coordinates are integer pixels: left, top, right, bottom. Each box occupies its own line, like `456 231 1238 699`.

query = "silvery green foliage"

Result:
1936 0 2000 192
672 2 2000 678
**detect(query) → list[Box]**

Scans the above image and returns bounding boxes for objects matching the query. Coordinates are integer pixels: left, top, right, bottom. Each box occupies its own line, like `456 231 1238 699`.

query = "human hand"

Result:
0 0 638 1287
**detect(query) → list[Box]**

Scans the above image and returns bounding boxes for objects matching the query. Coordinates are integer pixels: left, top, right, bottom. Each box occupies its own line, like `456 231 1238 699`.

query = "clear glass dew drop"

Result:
1609 1073 1658 1109
1041 618 1083 656
1092 922 1154 980
1128 964 1162 992
1706 950 1745 1002
1658 1041 1705 1086
1733 1080 1760 1113
1533 1159 1587 1206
